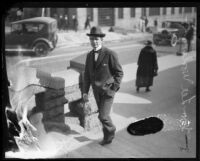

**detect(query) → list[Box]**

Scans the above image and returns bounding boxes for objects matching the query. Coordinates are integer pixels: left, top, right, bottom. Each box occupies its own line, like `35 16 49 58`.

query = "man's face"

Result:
89 36 103 50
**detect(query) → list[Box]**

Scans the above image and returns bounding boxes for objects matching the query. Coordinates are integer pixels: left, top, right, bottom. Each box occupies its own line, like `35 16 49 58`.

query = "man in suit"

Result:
83 26 124 145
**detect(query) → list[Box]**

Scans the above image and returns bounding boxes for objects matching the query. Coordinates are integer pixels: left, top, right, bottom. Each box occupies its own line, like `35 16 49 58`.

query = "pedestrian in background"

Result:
53 13 57 20
144 16 149 31
136 40 158 92
154 18 158 30
185 23 194 52
16 9 22 20
85 16 91 30
72 15 78 32
139 16 145 32
58 14 63 30
60 15 66 30
83 26 124 145
64 14 69 31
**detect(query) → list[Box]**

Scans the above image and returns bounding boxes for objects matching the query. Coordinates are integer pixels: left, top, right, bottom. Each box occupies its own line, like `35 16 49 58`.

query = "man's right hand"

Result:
83 93 89 102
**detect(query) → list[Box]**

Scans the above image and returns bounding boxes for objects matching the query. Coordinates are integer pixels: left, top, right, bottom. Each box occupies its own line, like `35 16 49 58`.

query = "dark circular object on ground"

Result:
127 117 164 136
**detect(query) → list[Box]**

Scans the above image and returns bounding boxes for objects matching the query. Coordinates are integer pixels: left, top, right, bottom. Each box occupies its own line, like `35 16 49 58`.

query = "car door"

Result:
22 22 48 49
20 23 40 49
5 23 25 49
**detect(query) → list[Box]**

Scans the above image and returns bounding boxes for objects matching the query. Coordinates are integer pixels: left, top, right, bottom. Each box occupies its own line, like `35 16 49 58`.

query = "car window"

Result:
165 22 171 28
24 23 46 34
51 21 57 32
38 24 46 31
11 23 23 34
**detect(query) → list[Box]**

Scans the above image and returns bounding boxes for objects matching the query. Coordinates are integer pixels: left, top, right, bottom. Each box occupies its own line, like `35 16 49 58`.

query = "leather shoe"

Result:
99 139 112 146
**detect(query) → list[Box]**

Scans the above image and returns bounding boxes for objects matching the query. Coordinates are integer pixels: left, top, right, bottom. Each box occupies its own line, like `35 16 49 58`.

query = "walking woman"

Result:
136 40 158 92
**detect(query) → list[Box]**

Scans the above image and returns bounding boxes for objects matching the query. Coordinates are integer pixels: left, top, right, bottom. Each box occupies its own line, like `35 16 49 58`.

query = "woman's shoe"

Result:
99 139 112 146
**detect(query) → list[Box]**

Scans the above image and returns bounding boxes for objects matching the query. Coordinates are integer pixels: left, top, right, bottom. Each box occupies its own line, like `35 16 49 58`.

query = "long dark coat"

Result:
136 45 158 87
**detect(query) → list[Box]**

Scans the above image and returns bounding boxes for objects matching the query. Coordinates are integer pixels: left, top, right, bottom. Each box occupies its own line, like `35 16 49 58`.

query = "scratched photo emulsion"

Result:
3 4 197 158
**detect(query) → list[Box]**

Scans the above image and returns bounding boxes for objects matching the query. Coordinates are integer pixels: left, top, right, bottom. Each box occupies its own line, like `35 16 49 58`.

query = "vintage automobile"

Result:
153 20 189 47
5 17 58 56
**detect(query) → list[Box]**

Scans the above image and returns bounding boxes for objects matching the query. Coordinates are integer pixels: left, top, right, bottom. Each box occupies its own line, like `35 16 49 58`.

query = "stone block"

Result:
42 105 64 120
42 113 65 123
43 96 68 110
70 53 87 71
34 84 81 111
64 112 80 125
47 77 65 89
51 69 80 88
36 88 65 101
36 70 66 89
64 84 80 95
64 91 82 103
64 84 82 102
43 121 71 133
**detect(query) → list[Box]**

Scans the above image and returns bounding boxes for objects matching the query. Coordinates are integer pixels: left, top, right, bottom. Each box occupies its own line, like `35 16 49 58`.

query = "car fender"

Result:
32 38 53 49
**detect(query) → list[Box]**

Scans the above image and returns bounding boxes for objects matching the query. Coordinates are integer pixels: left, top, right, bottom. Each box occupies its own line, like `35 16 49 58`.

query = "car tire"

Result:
170 34 178 47
34 42 50 56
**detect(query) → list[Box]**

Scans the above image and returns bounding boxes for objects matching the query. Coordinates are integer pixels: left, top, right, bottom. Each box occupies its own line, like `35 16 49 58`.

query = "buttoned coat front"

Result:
83 46 123 98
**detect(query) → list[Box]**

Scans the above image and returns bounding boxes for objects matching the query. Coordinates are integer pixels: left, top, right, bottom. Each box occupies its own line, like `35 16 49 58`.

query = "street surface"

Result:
6 38 192 81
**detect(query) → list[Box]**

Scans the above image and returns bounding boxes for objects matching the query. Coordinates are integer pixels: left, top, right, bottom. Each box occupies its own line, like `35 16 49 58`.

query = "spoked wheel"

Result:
170 34 178 47
34 42 50 56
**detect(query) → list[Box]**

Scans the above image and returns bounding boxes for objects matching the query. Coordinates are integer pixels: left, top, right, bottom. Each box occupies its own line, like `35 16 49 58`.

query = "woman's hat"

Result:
87 26 106 37
144 40 152 46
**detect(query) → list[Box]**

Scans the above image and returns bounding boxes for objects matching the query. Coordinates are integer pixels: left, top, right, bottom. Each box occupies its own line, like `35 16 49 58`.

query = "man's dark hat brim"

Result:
87 33 106 37
87 26 106 37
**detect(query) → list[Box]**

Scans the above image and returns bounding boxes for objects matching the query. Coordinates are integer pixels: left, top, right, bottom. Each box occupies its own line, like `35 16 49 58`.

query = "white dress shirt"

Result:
94 46 102 62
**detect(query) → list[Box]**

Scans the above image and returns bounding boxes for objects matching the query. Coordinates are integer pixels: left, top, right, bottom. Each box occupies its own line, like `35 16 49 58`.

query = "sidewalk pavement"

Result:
5 48 196 158
56 27 152 48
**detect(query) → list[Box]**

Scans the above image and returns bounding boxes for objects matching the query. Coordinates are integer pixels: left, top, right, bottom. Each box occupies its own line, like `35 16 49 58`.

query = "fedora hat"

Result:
87 26 106 37
144 40 152 46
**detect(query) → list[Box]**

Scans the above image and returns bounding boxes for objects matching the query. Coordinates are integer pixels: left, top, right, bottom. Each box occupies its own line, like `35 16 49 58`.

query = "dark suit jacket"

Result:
83 46 123 97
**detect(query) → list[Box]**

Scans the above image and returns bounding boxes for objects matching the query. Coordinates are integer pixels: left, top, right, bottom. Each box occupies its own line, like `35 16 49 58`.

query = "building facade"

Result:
14 7 196 30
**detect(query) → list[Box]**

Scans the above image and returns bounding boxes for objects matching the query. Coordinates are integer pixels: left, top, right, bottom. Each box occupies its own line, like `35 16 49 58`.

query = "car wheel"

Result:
170 34 178 47
34 42 50 56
